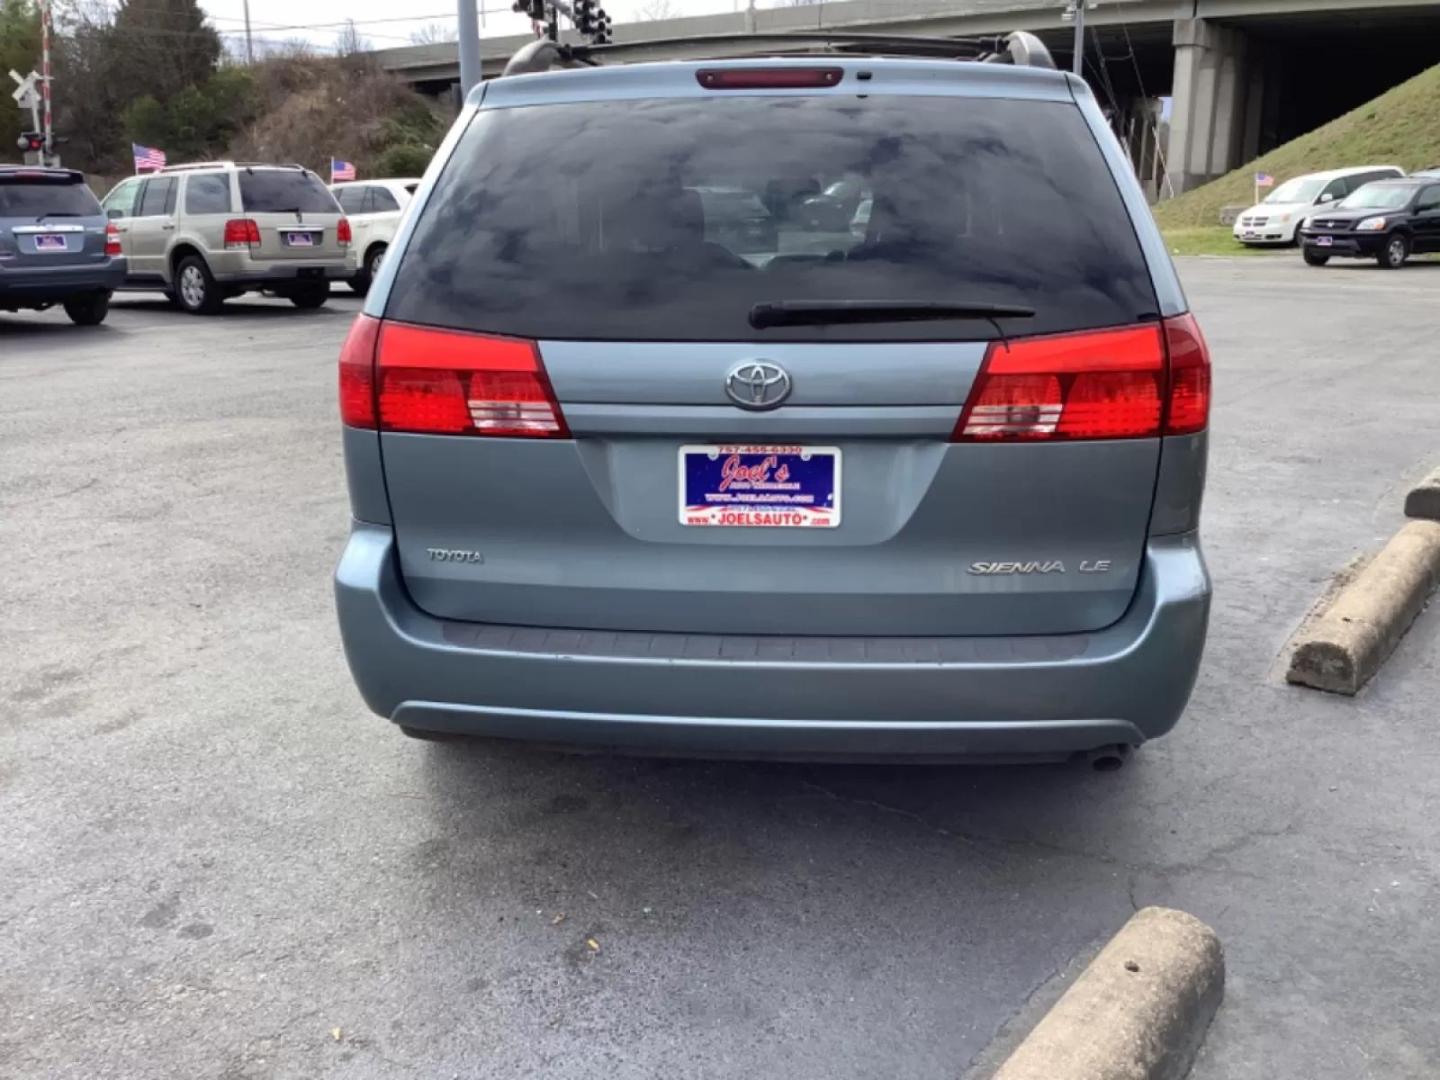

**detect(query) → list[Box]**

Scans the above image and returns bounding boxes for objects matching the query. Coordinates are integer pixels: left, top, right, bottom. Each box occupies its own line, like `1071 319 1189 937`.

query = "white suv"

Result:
329 178 420 295
102 162 353 313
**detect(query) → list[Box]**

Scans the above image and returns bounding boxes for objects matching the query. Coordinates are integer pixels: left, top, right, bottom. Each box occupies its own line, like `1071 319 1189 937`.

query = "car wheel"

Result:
350 244 386 296
62 290 110 326
288 281 330 309
176 256 223 314
1302 249 1330 267
1378 233 1409 269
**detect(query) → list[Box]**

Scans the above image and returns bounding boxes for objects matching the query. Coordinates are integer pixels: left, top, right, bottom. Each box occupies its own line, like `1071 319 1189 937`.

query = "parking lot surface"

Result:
3 261 1439 1080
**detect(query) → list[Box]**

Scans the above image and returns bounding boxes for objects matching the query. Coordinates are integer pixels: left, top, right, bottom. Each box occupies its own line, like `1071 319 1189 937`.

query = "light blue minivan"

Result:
334 33 1212 766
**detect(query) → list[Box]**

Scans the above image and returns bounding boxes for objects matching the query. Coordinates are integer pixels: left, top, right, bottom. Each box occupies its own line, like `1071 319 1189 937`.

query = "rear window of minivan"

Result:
239 170 337 214
386 95 1158 342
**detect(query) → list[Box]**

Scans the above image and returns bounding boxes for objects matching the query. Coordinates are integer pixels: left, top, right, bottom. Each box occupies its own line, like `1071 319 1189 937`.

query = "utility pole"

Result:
242 0 254 64
457 0 481 99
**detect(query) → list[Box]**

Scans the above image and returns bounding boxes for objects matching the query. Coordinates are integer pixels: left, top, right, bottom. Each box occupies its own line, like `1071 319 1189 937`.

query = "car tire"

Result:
349 244 386 297
1302 249 1330 266
398 725 466 742
175 255 224 314
1377 233 1409 269
62 290 110 326
288 282 330 309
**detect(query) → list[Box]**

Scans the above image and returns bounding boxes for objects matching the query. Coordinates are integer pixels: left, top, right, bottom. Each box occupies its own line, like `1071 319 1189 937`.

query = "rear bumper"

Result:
205 251 352 285
335 524 1211 759
0 257 127 302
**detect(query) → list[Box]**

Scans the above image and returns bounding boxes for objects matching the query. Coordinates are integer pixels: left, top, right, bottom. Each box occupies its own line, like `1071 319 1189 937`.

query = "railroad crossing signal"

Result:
10 68 40 109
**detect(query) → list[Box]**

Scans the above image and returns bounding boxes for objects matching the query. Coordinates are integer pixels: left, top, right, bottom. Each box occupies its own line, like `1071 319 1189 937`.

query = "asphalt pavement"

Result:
3 260 1439 1079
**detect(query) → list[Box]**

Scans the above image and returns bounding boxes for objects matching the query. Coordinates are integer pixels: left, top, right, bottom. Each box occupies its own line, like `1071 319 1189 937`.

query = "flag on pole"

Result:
1254 172 1275 187
331 158 357 182
133 143 167 172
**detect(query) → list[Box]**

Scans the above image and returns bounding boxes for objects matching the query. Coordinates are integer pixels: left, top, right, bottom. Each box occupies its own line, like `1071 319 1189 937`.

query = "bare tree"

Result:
335 18 369 56
637 0 677 19
409 21 459 44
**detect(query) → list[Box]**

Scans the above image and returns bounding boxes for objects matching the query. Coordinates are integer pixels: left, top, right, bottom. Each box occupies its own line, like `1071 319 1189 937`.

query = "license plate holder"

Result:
282 230 317 248
1316 235 1333 247
33 233 66 252
679 444 840 528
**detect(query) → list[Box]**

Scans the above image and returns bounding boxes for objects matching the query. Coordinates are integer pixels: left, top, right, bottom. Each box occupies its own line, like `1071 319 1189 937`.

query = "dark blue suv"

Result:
0 166 126 325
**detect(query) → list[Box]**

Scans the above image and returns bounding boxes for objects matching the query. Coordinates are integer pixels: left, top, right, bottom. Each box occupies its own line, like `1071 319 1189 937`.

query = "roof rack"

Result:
502 30 1056 77
160 161 308 173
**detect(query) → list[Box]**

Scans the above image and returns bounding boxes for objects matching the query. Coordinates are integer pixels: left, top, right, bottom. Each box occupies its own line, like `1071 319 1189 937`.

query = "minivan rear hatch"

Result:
373 67 1169 637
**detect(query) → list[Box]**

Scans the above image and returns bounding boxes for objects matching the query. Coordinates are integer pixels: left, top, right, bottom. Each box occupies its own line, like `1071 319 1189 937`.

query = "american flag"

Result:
1254 172 1275 187
133 143 166 172
331 158 357 182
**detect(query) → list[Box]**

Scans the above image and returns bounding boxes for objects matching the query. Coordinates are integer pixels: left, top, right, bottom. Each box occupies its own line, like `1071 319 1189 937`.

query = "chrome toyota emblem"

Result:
724 361 792 410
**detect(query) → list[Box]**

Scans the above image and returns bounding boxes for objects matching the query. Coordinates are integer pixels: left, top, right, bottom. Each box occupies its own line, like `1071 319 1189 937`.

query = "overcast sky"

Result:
199 0 741 54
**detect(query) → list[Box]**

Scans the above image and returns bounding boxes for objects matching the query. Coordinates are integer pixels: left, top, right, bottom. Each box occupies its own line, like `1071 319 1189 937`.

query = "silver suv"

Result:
102 162 352 313
334 34 1213 764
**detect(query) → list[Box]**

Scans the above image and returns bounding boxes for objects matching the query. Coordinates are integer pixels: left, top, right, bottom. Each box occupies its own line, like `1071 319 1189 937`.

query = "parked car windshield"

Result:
1264 177 1325 204
1339 184 1415 210
387 95 1157 342
0 177 101 216
239 170 337 213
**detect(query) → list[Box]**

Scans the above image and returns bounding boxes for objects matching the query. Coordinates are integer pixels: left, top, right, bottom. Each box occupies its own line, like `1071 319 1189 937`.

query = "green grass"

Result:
1154 63 1440 230
1160 226 1276 257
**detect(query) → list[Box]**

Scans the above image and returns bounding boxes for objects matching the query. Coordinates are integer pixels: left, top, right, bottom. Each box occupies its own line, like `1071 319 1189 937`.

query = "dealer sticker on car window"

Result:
679 444 841 527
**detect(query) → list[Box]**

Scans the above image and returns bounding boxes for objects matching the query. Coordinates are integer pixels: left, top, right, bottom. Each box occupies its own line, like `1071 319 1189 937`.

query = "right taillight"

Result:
338 319 568 438
954 317 1210 442
1160 313 1211 436
223 218 261 249
104 222 122 258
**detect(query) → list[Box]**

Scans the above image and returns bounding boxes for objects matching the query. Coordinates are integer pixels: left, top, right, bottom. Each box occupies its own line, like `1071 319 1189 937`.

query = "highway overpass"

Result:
374 0 1440 197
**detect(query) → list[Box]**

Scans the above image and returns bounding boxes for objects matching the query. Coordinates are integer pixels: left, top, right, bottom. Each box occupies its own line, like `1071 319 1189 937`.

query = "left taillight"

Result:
104 221 122 258
337 217 352 246
339 319 568 438
338 314 380 427
953 316 1211 442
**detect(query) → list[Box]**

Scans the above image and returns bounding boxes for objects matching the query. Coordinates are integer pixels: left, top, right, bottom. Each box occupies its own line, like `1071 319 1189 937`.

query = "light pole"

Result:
458 0 481 99
1063 0 1094 78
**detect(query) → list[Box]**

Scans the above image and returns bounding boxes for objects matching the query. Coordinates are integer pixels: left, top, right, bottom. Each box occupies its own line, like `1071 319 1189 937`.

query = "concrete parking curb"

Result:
1287 520 1440 695
1405 468 1440 522
990 907 1224 1080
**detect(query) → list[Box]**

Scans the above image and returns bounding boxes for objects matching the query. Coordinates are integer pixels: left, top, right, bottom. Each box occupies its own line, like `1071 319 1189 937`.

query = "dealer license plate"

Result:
34 234 66 252
679 444 840 528
283 231 316 247
1316 236 1333 247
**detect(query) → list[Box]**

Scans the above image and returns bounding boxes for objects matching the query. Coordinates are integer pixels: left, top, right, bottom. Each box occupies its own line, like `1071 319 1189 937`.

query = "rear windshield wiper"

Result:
749 299 1035 330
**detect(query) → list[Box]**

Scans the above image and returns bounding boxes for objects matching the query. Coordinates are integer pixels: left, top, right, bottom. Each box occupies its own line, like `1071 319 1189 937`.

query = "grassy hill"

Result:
1155 62 1440 231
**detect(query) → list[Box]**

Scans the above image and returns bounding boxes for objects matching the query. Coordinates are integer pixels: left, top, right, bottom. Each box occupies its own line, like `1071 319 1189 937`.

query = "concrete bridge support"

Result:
1165 18 1268 195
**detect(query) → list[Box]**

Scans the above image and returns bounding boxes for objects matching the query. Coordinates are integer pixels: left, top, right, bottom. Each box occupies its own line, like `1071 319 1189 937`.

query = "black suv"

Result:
0 166 126 324
1299 178 1440 268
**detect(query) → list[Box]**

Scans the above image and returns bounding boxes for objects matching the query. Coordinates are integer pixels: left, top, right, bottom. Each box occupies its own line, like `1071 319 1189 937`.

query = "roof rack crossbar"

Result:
501 29 1056 76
